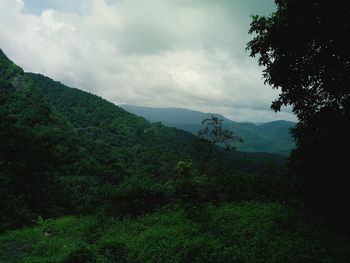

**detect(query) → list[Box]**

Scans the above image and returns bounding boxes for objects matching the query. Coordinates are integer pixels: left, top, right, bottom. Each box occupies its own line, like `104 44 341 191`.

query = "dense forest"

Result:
1 0 350 261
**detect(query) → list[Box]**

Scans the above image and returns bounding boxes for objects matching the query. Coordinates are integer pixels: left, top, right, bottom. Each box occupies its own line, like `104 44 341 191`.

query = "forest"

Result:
1 0 350 262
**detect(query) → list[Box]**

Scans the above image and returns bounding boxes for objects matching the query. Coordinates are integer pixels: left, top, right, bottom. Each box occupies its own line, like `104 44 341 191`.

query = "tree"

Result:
247 0 350 218
195 115 242 174
199 115 242 152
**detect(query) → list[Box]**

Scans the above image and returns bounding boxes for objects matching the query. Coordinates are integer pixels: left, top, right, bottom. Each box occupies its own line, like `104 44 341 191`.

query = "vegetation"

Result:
247 0 350 219
1 203 350 263
0 50 290 230
1 0 350 260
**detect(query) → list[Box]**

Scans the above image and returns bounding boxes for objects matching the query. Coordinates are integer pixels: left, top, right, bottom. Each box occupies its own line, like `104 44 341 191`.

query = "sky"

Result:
0 0 296 122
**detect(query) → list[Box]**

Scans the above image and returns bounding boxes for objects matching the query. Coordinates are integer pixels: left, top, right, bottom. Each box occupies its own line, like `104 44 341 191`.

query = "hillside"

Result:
1 49 285 228
1 49 211 228
121 105 295 155
2 49 349 262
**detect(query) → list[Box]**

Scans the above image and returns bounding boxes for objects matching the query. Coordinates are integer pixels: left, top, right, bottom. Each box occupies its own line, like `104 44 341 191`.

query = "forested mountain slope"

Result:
1 49 202 228
1 49 284 229
121 105 295 154
28 73 287 164
1 49 350 262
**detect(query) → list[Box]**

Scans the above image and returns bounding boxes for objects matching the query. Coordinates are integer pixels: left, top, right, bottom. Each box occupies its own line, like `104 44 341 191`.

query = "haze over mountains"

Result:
121 105 296 155
1 41 349 262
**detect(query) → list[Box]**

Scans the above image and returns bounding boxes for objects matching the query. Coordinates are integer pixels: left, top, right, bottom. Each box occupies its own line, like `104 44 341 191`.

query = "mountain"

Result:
121 105 226 125
2 49 349 262
1 49 285 230
121 105 296 155
1 49 188 227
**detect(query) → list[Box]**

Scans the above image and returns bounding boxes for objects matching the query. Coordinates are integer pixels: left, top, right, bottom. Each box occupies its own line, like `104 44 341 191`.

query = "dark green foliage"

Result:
0 53 124 228
1 203 349 263
0 50 23 81
198 115 242 151
102 175 170 216
25 71 291 201
27 73 197 177
1 50 291 231
247 1 350 117
0 216 98 262
0 78 64 228
1 48 348 261
247 0 350 219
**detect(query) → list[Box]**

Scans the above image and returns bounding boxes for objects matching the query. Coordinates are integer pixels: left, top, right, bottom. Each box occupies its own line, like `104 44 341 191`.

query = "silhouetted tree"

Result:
195 115 242 174
247 0 350 218
199 115 242 151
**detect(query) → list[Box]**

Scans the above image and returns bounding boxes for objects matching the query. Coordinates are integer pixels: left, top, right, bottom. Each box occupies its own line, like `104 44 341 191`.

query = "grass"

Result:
1 202 349 263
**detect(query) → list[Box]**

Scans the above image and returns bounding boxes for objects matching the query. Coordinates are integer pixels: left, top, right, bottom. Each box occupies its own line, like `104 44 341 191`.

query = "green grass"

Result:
1 202 349 263
0 216 98 263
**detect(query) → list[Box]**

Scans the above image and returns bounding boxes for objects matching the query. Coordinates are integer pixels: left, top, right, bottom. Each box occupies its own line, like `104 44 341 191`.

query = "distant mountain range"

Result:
121 105 296 155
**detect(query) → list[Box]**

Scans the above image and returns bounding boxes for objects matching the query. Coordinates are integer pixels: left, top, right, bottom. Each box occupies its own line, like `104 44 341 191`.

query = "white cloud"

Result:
0 0 295 122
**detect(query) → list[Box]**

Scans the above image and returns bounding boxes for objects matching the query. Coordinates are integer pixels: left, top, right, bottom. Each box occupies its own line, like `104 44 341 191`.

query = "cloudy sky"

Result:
0 0 295 122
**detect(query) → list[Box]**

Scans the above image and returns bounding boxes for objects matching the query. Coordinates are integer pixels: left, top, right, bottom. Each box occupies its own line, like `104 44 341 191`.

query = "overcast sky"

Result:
0 0 295 122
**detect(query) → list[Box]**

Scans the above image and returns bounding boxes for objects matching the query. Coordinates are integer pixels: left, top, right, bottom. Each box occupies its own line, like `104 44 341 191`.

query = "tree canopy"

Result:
247 0 350 122
1 49 288 231
247 0 350 218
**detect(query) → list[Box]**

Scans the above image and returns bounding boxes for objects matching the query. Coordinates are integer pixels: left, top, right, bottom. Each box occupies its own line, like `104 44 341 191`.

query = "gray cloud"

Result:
22 0 92 15
0 0 295 122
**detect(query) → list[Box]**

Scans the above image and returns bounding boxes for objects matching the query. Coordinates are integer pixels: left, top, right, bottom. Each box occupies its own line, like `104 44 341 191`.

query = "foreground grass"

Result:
1 202 349 263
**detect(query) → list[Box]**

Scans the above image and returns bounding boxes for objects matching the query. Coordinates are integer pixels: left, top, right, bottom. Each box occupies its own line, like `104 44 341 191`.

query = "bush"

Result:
102 175 170 216
1 203 350 263
0 216 98 263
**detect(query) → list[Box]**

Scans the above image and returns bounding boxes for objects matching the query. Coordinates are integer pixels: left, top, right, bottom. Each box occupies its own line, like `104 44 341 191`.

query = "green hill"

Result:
2 49 349 262
1 49 285 229
121 105 296 155
1 49 207 228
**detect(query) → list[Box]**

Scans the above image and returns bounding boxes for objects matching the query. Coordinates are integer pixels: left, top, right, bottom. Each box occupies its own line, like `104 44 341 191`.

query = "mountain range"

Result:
2 47 349 262
121 105 296 155
0 48 286 230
